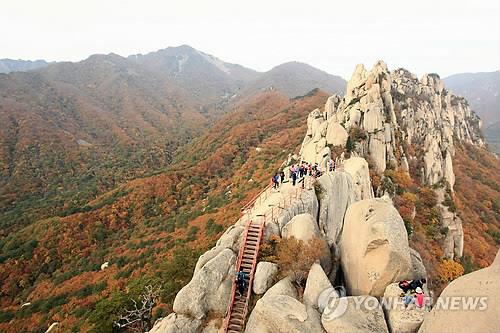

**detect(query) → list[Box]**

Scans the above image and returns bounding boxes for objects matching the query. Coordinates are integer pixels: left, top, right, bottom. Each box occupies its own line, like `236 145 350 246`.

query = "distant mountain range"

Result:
0 59 51 73
444 71 500 127
444 70 500 153
0 45 347 234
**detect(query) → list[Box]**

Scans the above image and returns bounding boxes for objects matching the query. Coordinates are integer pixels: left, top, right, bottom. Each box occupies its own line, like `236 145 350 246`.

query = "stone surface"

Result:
343 157 374 201
317 172 356 245
246 296 325 333
318 62 483 194
148 313 202 333
215 225 244 252
281 213 332 274
245 277 325 333
408 248 427 280
383 283 425 333
202 319 223 333
253 261 278 295
276 189 318 232
321 296 389 333
326 122 348 147
282 213 321 241
418 250 500 333
263 277 298 299
173 248 236 319
303 263 333 308
340 198 412 297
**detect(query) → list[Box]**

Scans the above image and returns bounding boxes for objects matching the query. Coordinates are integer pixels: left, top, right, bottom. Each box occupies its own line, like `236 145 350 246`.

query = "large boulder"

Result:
263 277 298 299
246 277 325 333
343 157 374 201
340 198 412 297
321 296 389 333
418 250 500 333
173 248 236 319
148 313 202 333
382 283 425 333
276 189 318 232
281 213 332 274
326 122 348 147
282 213 321 241
246 298 326 333
215 225 244 252
303 263 333 308
317 172 356 245
253 261 278 295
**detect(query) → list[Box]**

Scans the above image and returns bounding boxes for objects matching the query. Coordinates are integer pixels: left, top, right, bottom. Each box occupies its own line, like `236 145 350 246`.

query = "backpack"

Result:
398 280 410 289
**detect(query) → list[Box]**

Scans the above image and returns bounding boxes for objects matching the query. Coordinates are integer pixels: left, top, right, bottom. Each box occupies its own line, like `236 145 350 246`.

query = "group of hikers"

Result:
398 278 427 309
271 159 337 189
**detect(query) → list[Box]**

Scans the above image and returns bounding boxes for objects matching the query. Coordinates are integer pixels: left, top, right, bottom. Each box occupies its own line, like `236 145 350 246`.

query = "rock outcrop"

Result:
245 278 326 333
173 248 236 319
321 296 389 333
253 261 278 295
149 313 202 333
343 156 374 201
340 198 412 296
418 250 500 333
281 213 321 241
303 263 334 308
317 171 355 245
275 188 318 233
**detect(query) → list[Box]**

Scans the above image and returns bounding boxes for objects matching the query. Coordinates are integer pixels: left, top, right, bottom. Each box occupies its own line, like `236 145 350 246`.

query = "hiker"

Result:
415 287 424 308
273 173 279 189
280 171 285 184
403 287 425 309
308 163 312 176
236 269 248 296
398 278 426 294
329 160 333 172
291 170 297 186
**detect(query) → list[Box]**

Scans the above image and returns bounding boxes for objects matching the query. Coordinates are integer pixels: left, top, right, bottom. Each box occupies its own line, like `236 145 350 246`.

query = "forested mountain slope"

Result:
0 90 329 333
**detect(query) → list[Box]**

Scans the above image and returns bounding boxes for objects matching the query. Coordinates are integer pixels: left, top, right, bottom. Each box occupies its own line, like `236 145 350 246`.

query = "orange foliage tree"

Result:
437 259 465 283
275 236 327 286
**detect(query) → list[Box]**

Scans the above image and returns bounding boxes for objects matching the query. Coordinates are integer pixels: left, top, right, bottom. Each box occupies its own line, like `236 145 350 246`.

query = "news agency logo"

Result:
318 286 348 321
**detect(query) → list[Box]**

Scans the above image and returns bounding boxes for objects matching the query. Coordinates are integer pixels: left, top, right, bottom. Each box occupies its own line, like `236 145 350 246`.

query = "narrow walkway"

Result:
223 176 315 333
223 220 264 333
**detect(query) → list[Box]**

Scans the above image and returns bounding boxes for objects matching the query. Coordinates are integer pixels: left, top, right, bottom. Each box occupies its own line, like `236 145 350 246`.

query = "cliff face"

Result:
300 61 485 261
302 61 484 188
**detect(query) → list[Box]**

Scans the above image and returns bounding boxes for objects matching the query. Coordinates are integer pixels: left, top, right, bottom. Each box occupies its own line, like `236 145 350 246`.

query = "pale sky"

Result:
1 0 499 79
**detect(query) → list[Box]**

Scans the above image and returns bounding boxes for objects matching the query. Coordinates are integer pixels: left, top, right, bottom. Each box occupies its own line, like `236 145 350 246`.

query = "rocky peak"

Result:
301 60 484 190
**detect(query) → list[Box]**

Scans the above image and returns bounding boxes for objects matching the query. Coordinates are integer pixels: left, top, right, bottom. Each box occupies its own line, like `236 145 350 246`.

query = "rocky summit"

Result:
147 61 498 333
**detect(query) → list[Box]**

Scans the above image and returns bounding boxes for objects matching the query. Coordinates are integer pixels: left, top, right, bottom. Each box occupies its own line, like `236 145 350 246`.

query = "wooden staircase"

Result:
223 219 265 333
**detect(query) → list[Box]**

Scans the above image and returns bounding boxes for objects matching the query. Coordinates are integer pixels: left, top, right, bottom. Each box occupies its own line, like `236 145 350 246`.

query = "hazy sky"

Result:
1 0 499 78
